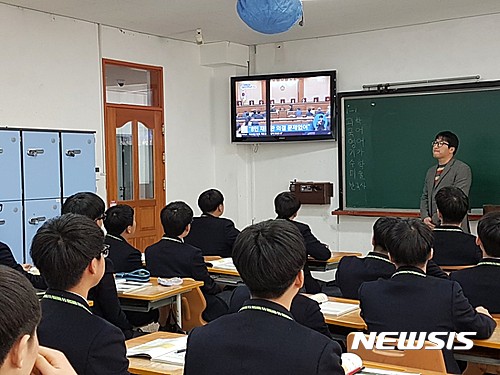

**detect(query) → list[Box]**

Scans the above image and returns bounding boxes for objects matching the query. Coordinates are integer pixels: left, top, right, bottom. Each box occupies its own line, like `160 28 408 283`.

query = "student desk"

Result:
308 251 363 271
118 278 203 327
204 256 243 286
126 332 447 375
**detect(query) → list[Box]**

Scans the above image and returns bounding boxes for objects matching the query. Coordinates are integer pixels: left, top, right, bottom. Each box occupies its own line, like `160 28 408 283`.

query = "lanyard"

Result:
239 305 293 321
366 254 393 264
162 236 183 244
391 270 426 278
106 234 123 241
42 294 92 315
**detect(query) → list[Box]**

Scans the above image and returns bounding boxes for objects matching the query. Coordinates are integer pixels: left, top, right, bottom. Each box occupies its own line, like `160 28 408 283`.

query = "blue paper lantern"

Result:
236 0 303 35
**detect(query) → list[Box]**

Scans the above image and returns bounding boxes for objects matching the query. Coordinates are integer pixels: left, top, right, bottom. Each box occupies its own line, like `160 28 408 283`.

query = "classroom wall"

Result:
218 13 500 253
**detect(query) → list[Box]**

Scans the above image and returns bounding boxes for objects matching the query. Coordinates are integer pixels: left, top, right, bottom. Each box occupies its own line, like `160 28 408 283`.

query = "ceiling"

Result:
2 0 500 46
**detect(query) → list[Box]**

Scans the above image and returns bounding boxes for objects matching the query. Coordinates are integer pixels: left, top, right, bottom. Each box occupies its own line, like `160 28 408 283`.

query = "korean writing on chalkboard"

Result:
346 106 367 191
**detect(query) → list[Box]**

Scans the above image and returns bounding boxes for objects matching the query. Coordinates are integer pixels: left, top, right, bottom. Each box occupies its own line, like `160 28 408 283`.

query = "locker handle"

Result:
27 148 45 157
0 220 5 225
65 149 82 157
29 216 46 225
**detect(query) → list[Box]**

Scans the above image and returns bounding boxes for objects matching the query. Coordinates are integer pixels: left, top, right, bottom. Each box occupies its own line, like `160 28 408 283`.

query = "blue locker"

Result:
0 201 24 263
24 199 61 263
61 132 96 197
22 131 61 200
0 130 22 201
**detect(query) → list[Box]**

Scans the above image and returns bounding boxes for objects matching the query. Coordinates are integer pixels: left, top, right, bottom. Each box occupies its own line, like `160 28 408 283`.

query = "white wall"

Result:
220 13 500 252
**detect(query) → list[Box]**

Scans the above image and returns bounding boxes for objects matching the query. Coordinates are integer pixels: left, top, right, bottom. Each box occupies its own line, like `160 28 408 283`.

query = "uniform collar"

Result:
106 233 125 241
162 235 183 243
434 225 463 232
392 265 426 278
241 298 294 320
44 289 90 307
477 257 500 266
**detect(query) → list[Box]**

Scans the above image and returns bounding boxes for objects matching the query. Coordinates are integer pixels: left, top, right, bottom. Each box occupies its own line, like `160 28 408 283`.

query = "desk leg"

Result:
176 294 182 329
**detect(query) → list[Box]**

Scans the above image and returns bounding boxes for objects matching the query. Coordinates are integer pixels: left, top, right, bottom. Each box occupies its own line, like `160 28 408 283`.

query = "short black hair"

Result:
30 213 105 290
274 191 301 219
477 212 500 257
0 266 41 366
386 219 433 266
435 186 468 224
161 201 193 238
104 204 134 236
198 189 224 214
435 131 459 154
232 219 306 299
373 217 399 251
62 192 105 221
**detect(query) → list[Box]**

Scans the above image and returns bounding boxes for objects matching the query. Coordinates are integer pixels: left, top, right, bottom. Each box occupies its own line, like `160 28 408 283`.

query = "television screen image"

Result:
231 71 336 143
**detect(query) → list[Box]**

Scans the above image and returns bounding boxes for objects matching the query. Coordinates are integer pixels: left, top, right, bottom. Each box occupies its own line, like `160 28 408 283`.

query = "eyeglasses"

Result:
100 244 110 258
95 213 107 222
431 140 450 148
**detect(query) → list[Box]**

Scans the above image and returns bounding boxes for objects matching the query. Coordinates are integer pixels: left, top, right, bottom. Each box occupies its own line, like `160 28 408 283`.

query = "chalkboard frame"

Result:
337 79 500 213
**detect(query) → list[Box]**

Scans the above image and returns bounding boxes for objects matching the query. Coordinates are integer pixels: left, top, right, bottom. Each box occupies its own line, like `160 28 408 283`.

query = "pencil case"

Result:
115 269 151 283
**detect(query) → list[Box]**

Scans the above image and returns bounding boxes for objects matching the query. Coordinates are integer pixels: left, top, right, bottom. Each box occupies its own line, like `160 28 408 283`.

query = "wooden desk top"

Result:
327 252 363 263
204 257 240 277
118 278 203 302
126 332 185 375
362 360 449 375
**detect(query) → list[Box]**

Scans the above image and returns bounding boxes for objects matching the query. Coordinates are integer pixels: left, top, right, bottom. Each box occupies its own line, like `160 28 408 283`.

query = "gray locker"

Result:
24 199 61 263
22 131 61 200
0 201 24 263
61 132 96 197
0 131 22 201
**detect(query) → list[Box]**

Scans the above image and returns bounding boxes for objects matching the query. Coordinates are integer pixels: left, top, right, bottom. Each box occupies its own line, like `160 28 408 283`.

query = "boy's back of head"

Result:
161 201 193 238
435 186 468 224
372 217 399 252
386 219 433 267
0 266 41 369
274 192 301 219
104 204 134 236
62 192 105 221
197 189 224 214
232 219 306 299
30 213 105 291
477 212 500 257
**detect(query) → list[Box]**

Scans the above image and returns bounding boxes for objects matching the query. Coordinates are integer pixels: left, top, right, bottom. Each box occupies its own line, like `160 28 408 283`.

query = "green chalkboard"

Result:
341 86 500 210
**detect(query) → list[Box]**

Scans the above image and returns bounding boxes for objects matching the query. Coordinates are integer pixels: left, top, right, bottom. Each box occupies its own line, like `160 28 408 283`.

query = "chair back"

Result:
347 332 447 372
181 285 207 332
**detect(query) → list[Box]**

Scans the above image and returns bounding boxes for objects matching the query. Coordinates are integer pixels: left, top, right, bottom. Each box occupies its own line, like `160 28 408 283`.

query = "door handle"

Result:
0 219 5 225
29 216 46 225
27 148 45 157
65 149 82 157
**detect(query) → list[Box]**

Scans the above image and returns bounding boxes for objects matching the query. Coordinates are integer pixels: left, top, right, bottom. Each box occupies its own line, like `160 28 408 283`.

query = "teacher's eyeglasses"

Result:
431 140 449 147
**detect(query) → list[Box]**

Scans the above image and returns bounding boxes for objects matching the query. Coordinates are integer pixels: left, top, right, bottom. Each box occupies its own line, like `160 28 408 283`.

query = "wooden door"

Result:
105 106 165 250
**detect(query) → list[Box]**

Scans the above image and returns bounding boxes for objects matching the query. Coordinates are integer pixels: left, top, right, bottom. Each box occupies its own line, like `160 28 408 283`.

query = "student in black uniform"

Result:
451 211 500 313
359 219 496 374
433 186 482 265
103 204 142 273
274 192 331 293
0 241 46 289
31 214 129 375
0 265 76 375
146 201 228 321
184 189 240 257
184 219 343 375
62 192 135 339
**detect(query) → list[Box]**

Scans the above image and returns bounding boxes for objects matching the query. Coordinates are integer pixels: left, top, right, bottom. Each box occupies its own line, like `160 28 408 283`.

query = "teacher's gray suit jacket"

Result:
420 158 471 231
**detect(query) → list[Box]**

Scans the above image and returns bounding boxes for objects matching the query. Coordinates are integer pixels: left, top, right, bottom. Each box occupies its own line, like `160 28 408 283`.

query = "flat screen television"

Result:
231 70 336 143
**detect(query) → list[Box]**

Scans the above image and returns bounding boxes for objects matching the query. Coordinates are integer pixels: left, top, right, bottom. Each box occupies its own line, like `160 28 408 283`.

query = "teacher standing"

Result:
420 131 472 232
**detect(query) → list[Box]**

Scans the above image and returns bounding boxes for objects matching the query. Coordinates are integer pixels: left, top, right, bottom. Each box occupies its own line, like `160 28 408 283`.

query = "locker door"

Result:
24 199 60 263
0 130 22 201
22 131 61 200
61 132 96 197
0 201 24 263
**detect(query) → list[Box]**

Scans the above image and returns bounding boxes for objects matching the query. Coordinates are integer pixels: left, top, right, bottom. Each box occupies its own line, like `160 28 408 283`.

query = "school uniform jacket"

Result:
184 299 343 375
105 234 143 273
359 266 496 374
450 258 500 313
37 289 130 375
288 219 331 294
88 258 134 338
0 241 46 289
228 285 332 339
432 225 482 266
185 214 240 258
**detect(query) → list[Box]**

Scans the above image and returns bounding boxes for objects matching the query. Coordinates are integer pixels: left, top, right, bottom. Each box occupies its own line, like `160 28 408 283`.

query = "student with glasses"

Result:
31 214 130 375
420 130 472 232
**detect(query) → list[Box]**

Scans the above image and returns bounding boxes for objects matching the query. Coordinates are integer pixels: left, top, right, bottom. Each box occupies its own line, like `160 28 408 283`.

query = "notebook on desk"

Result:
319 301 358 316
127 336 187 365
209 258 237 271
